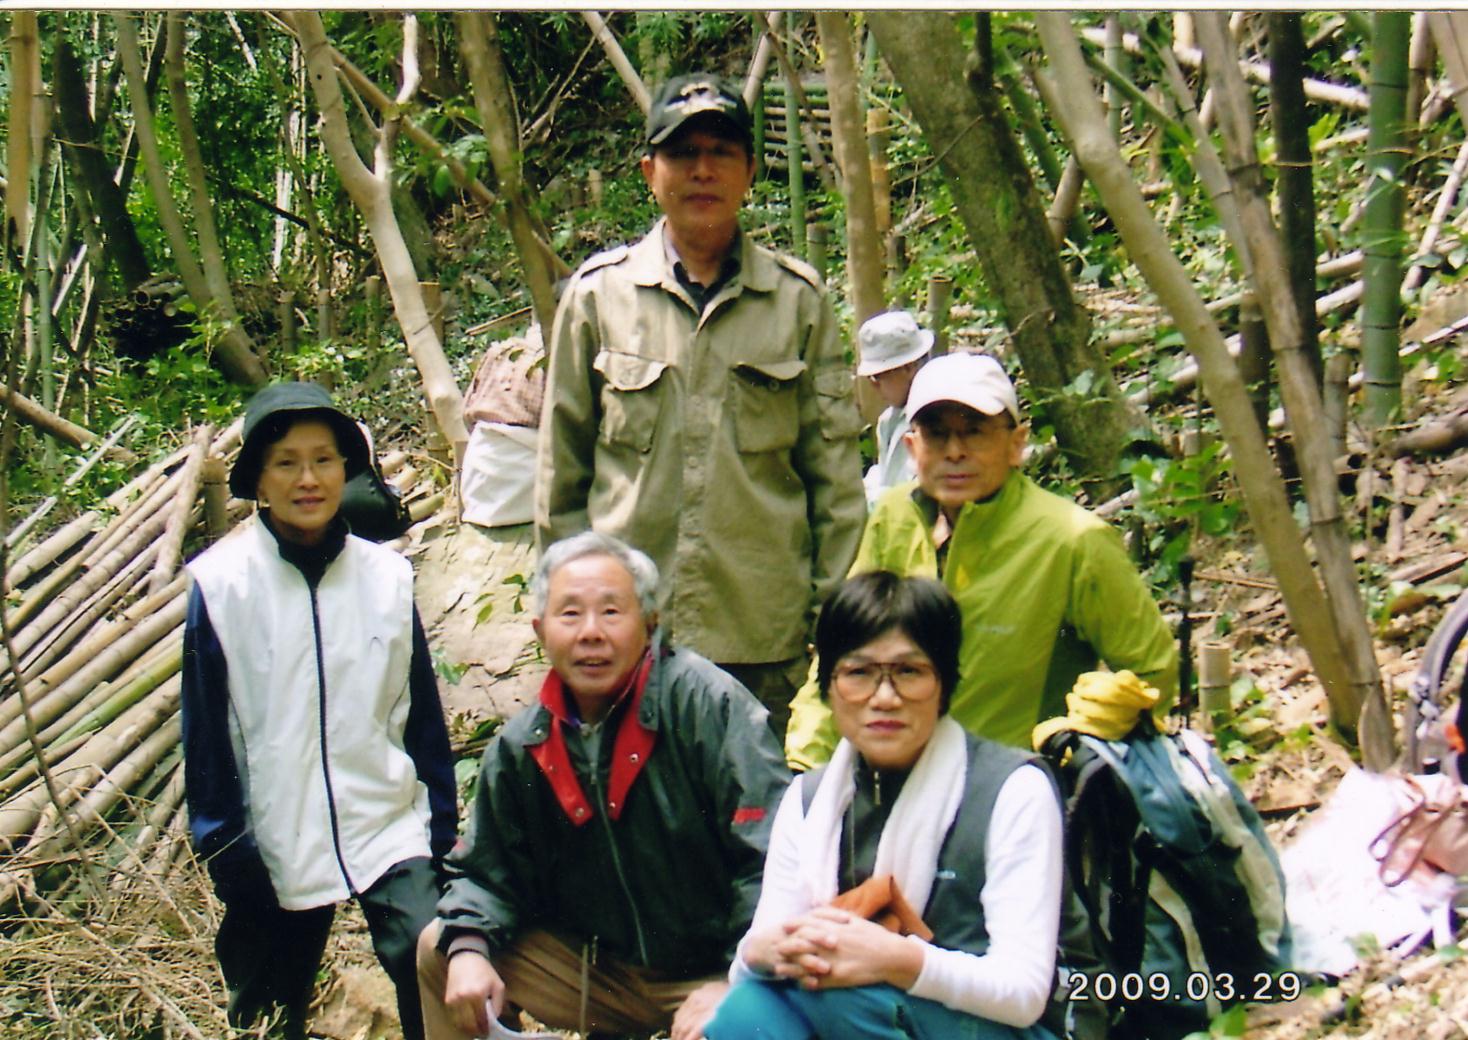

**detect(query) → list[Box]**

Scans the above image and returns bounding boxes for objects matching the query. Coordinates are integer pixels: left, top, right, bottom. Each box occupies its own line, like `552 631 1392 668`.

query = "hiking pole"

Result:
1176 554 1194 719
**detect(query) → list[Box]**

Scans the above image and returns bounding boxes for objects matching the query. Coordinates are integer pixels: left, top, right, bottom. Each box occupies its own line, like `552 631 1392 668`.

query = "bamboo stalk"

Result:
1 493 172 668
55 642 181 745
1077 24 1370 111
14 538 158 682
0 678 181 848
4 510 100 590
1402 136 1468 293
30 710 182 858
0 592 185 751
146 424 212 595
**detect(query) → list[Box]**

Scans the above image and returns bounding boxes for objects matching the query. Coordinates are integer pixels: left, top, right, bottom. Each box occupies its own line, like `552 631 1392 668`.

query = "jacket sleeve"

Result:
1068 524 1180 711
790 289 866 629
404 607 458 860
435 733 532 954
180 583 274 903
534 274 596 550
784 499 891 770
697 672 793 958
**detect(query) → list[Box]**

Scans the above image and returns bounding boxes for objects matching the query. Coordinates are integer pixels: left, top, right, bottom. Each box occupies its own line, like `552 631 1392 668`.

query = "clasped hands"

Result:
761 906 922 991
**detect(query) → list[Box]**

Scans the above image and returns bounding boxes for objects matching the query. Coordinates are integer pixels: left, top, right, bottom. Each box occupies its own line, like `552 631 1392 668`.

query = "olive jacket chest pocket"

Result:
593 350 667 453
732 359 806 453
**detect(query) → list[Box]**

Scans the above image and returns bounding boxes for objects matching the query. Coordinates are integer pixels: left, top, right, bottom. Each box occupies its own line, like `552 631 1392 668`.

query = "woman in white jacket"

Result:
182 382 456 1040
706 571 1062 1040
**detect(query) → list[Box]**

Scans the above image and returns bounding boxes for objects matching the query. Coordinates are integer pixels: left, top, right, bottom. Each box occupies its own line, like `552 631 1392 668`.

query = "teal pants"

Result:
704 979 1056 1040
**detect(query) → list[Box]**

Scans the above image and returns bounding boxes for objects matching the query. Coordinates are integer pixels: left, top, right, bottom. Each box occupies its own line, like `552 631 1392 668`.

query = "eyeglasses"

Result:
831 660 939 702
913 417 1014 451
264 454 345 480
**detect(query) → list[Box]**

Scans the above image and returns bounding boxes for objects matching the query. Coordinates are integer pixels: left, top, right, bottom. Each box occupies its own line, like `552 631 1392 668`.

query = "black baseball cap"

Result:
645 74 752 149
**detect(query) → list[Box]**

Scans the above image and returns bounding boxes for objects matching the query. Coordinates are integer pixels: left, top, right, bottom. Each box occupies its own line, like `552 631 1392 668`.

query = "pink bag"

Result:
1370 772 1468 887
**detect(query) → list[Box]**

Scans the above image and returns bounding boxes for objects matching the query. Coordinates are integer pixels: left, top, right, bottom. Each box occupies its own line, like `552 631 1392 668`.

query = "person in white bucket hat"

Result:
786 351 1178 769
856 310 933 507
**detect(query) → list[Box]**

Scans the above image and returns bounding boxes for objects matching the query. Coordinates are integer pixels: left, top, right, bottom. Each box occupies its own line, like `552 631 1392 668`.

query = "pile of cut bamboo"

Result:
0 422 444 912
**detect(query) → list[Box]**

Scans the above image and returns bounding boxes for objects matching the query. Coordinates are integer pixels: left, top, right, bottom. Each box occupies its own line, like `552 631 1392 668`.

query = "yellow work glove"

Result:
1032 669 1161 752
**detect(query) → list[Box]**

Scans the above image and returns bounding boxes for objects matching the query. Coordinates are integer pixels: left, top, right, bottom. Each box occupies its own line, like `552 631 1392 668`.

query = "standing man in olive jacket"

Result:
416 532 790 1040
535 73 866 740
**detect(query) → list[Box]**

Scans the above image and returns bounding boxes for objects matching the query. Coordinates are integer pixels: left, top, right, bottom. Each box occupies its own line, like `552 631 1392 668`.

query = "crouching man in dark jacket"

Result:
417 531 791 1040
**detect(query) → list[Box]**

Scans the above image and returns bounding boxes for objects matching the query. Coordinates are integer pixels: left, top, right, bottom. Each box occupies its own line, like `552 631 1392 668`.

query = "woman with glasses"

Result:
181 382 456 1040
706 571 1062 1040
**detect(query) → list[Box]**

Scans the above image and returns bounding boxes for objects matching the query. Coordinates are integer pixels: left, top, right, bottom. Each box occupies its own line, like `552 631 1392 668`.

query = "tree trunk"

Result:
1036 12 1386 763
815 13 884 325
1267 13 1324 384
784 61 807 260
456 12 559 335
869 10 1143 489
6 12 41 250
52 38 152 291
164 13 256 357
291 13 469 463
1361 12 1411 427
1194 12 1393 768
113 13 267 387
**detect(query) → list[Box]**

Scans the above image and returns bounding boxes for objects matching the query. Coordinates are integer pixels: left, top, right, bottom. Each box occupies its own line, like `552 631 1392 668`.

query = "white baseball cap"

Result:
904 352 1021 424
856 311 935 377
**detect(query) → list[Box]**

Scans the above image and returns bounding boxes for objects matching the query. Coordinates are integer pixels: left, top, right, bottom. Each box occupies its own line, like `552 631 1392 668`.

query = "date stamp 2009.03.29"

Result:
1066 970 1304 1006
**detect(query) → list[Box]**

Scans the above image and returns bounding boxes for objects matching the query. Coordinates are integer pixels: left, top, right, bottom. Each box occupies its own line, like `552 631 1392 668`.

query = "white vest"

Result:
187 519 432 909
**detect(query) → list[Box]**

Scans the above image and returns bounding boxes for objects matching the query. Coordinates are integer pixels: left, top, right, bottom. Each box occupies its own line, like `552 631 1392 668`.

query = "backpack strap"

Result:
1409 592 1468 773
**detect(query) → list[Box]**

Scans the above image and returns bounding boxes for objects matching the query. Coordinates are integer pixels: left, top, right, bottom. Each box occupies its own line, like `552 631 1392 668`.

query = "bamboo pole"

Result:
13 538 158 682
1077 24 1369 111
0 592 185 749
581 12 650 114
1196 13 1393 766
2 491 172 666
1402 136 1468 293
1035 12 1370 754
146 424 211 595
4 510 100 590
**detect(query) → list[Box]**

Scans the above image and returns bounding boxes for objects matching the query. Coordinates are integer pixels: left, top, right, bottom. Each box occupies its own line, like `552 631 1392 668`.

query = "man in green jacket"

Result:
786 352 1178 769
535 74 865 740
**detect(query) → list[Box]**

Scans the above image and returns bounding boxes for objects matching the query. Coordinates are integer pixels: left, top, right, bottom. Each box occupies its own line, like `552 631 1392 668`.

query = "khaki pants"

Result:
416 920 722 1038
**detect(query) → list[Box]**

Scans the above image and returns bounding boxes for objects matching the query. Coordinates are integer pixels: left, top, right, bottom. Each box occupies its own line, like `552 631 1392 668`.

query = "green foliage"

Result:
1180 1002 1249 1039
1123 442 1241 581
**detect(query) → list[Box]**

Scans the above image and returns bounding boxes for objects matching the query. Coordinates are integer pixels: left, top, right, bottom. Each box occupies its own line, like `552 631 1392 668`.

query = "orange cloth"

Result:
830 873 934 942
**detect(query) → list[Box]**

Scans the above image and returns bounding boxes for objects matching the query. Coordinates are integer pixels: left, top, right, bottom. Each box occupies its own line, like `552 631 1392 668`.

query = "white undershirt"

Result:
732 762 1062 1027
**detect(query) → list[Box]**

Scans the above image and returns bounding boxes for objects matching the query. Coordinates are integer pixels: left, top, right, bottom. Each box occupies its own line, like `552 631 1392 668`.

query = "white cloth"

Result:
799 716 968 914
733 718 1062 1027
862 404 915 509
461 420 538 528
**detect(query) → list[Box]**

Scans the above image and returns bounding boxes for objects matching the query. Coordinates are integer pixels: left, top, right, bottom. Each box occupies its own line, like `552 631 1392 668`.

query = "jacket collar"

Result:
912 470 1027 541
526 632 668 827
626 217 780 297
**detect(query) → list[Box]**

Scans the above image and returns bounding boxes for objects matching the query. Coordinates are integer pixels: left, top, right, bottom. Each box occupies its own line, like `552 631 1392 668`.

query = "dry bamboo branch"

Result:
581 12 650 114
14 538 158 683
1402 135 1468 293
146 424 211 595
5 510 100 590
0 591 185 751
1078 24 1369 111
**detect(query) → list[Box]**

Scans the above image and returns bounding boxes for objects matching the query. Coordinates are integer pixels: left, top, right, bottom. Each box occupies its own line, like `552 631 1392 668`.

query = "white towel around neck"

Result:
798 715 969 916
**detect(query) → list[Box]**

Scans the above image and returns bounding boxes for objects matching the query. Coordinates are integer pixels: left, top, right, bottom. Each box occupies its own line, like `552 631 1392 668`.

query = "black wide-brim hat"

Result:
229 382 371 499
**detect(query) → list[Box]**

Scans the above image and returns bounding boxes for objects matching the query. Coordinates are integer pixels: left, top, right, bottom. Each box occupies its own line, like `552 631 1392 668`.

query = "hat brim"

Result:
856 330 935 377
228 408 371 500
648 106 751 148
